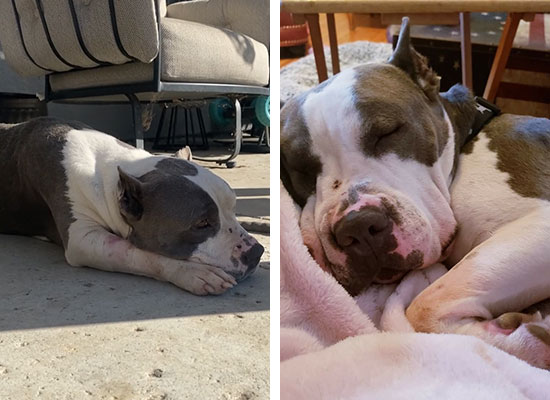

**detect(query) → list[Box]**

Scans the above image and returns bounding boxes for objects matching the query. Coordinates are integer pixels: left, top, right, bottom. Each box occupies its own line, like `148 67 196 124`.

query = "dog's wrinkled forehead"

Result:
281 17 453 207
352 63 448 166
157 157 235 205
138 158 219 224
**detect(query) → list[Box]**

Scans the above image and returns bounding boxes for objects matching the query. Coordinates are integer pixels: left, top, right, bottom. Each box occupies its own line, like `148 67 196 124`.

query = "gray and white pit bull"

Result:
281 18 550 368
0 117 264 295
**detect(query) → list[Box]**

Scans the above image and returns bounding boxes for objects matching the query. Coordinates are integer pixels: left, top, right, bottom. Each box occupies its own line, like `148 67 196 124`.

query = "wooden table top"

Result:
281 0 550 14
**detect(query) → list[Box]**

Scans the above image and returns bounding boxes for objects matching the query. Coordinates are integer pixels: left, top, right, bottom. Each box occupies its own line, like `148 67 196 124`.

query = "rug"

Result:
280 40 393 103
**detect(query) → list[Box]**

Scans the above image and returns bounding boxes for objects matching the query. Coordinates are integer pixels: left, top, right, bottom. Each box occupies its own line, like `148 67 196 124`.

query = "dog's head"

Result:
281 18 477 295
117 157 263 282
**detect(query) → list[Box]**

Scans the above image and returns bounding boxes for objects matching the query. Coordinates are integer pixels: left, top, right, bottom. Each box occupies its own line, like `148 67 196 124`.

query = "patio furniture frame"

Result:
30 0 269 164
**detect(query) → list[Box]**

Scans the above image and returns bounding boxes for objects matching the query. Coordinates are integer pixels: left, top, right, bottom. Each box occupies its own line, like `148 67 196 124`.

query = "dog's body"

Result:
0 117 263 295
281 19 550 367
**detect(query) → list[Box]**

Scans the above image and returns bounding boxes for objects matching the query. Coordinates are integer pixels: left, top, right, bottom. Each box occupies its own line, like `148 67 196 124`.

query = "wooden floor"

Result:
280 14 388 68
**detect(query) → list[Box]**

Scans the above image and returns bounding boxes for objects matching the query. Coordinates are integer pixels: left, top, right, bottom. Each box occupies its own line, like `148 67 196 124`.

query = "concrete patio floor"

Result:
0 152 270 400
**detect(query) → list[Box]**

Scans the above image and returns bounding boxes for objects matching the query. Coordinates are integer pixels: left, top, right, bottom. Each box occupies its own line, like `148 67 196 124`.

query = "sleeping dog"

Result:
0 117 263 295
281 18 550 367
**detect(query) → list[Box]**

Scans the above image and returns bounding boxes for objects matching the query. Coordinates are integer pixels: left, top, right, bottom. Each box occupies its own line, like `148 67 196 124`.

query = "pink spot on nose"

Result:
334 196 382 226
390 227 415 257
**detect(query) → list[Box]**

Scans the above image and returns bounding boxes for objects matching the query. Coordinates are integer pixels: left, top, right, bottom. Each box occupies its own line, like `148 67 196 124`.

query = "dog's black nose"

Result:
236 243 264 281
333 207 392 256
241 243 264 269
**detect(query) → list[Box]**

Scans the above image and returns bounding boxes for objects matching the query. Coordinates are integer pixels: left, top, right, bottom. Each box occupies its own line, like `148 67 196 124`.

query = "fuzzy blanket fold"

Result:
280 184 550 399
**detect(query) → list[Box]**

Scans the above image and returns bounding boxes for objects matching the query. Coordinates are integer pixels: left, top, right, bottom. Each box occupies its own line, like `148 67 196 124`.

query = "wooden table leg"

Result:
347 13 356 30
483 13 522 101
327 13 341 75
305 13 328 82
459 12 473 90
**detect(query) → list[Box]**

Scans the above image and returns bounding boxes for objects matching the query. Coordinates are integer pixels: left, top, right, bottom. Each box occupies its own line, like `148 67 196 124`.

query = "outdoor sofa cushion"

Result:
0 0 160 77
49 16 269 91
166 0 270 49
1 0 268 90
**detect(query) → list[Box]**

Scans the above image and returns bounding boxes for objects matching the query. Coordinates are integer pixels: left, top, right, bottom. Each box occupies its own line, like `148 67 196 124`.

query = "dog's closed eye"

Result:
375 124 404 146
195 219 211 229
381 124 403 137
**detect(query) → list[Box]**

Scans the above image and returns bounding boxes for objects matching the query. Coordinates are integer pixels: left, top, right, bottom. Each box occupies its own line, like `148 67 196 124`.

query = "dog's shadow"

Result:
0 235 269 331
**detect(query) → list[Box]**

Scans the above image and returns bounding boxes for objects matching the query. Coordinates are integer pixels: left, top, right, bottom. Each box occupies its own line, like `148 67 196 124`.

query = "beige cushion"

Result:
0 0 160 77
50 16 269 91
167 0 270 49
160 17 268 86
159 0 167 17
50 62 153 92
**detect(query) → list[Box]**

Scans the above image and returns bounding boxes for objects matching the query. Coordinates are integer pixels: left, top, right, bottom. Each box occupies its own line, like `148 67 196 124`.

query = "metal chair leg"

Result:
184 108 190 145
165 107 175 147
264 126 270 147
153 105 167 149
229 98 243 163
152 103 210 152
189 109 196 146
193 97 242 168
196 108 209 149
125 93 143 149
170 107 178 146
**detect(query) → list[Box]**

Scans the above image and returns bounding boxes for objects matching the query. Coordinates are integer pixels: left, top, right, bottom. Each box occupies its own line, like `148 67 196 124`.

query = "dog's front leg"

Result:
64 223 237 295
407 209 550 368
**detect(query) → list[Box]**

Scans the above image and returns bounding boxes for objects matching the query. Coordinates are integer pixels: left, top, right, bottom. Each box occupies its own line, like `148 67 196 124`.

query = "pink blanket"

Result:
280 184 550 399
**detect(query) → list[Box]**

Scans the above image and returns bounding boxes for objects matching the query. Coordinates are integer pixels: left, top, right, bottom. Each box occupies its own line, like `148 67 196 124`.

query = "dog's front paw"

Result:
485 312 550 368
176 265 237 296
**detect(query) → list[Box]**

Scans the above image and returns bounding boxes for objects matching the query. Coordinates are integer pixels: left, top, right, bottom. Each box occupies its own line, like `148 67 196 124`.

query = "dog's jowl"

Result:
0 117 263 295
281 18 550 368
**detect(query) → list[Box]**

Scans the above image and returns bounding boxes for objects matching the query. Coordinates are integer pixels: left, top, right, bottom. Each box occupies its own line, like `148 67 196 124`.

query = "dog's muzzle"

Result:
330 205 418 293
236 243 264 281
333 207 393 257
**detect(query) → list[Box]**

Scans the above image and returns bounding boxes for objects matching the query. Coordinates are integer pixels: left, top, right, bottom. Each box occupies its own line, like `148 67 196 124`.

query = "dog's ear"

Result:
280 151 301 206
174 146 193 161
117 166 143 222
280 100 322 209
389 17 440 101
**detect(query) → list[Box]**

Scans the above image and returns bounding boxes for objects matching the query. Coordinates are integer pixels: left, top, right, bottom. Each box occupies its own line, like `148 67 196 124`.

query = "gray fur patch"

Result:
121 168 219 260
281 94 322 207
484 114 550 201
353 64 449 167
155 158 198 176
0 117 84 248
